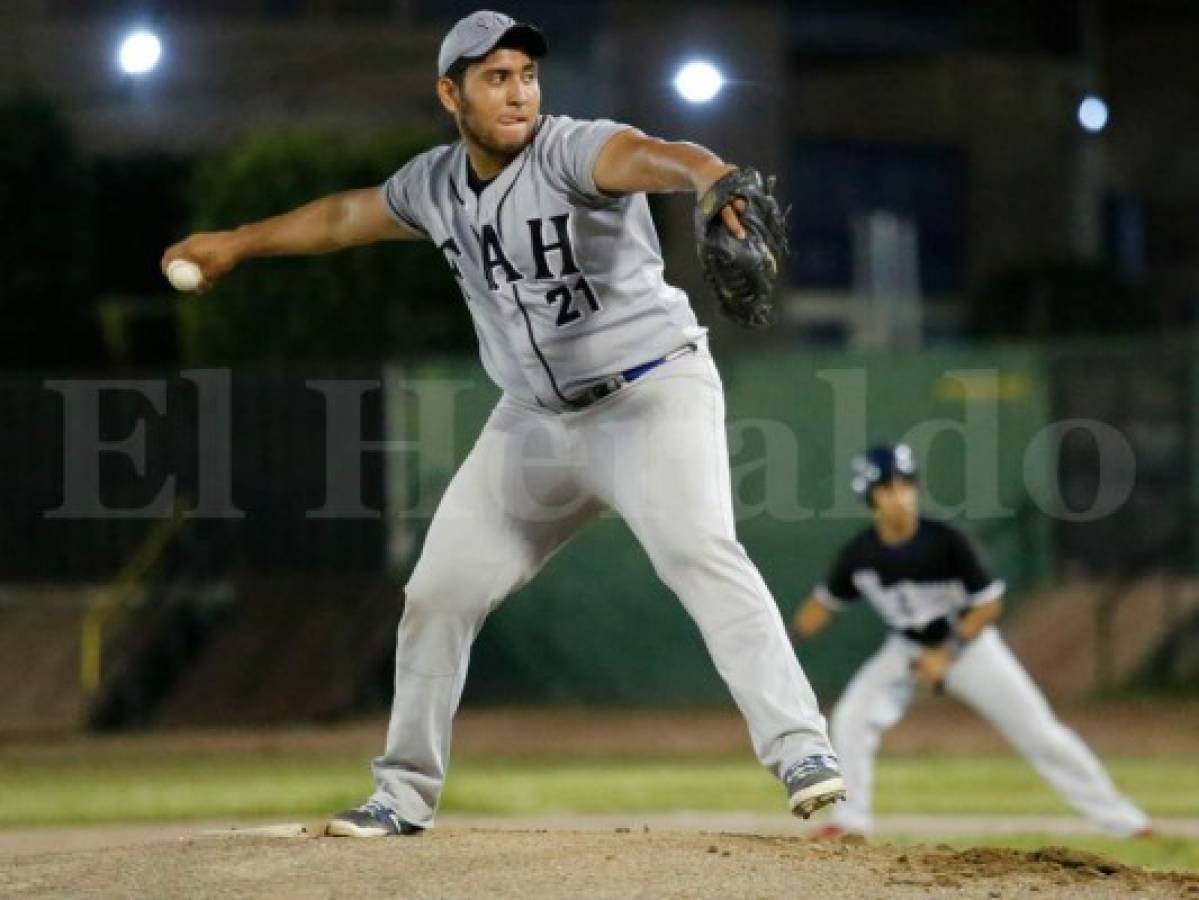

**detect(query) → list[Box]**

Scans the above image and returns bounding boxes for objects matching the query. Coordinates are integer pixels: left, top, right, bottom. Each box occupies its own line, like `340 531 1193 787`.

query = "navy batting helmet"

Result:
851 443 918 503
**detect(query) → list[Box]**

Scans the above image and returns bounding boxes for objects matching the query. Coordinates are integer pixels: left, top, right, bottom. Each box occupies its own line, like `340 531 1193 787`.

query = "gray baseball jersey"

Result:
381 114 706 411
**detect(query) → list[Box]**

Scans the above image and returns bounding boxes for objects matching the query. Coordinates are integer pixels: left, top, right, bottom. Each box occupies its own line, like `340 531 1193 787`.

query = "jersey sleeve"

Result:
948 527 1006 605
538 116 631 206
381 154 430 238
812 545 861 611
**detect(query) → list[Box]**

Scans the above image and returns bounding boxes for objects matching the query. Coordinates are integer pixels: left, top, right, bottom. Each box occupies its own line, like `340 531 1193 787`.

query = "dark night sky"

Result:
26 1 1199 61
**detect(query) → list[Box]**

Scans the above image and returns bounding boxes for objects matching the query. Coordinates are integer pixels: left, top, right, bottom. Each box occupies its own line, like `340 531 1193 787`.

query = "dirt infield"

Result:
3 702 1196 897
3 825 1196 899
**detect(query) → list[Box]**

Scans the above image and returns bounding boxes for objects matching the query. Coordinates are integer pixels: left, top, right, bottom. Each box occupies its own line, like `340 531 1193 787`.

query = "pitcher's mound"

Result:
3 828 1195 899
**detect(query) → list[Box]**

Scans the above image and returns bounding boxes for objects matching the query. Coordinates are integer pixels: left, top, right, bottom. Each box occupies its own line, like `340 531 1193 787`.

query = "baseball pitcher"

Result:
792 444 1151 839
163 10 844 836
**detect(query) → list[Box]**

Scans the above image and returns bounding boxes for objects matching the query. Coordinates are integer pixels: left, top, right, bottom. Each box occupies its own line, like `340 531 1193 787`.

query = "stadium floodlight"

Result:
674 61 724 104
118 29 162 76
1077 95 1109 133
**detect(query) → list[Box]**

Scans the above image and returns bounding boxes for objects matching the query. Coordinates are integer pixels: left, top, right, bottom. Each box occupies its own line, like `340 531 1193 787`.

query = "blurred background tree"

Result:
184 131 470 364
92 151 193 296
0 93 102 366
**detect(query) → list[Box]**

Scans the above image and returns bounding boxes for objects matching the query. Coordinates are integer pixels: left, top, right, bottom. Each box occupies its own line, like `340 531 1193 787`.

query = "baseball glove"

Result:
694 167 789 328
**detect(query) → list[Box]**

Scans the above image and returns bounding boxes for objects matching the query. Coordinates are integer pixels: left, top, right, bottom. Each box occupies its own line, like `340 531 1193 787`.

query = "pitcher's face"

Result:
442 49 541 161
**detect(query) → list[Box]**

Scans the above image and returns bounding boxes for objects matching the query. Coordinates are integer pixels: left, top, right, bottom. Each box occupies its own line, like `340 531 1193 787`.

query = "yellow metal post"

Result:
79 500 189 695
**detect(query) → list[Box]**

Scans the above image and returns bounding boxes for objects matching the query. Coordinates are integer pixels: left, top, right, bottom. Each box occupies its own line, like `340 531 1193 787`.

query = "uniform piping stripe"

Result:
383 185 423 234
448 175 465 206
968 580 1006 606
493 124 538 240
512 284 572 406
493 120 565 405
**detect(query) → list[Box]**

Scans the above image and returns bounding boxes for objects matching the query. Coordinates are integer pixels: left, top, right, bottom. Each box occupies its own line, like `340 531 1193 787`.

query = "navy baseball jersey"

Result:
381 114 706 412
814 518 1005 645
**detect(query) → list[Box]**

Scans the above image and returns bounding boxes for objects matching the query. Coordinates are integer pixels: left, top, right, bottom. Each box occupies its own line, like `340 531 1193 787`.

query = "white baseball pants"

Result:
828 627 1149 835
370 346 834 826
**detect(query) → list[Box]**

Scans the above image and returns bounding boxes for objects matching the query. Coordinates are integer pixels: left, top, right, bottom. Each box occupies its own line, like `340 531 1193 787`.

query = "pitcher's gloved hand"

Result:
694 167 789 328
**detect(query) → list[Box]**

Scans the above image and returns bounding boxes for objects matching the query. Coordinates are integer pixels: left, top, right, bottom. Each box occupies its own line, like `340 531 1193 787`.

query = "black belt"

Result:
900 616 954 647
566 343 698 410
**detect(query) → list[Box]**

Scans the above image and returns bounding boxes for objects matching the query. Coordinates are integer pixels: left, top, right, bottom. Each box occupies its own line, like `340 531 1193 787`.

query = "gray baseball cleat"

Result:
325 800 424 837
784 754 847 819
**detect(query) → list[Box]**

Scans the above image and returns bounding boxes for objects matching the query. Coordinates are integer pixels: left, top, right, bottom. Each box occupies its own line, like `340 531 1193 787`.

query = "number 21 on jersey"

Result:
546 276 601 327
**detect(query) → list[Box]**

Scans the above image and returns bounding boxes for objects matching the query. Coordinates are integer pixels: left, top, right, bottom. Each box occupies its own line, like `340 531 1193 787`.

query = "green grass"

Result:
441 755 1199 819
0 754 368 827
1 752 1195 871
873 756 1199 818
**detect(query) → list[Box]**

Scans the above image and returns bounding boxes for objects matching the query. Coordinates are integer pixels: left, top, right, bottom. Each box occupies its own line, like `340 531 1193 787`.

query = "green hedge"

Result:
185 131 471 364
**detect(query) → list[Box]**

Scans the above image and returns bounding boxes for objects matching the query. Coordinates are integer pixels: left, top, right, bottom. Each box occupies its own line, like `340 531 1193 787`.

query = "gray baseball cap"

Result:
437 10 547 77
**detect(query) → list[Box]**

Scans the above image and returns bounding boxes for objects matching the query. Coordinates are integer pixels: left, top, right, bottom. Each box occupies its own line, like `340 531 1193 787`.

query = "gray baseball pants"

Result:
369 347 833 826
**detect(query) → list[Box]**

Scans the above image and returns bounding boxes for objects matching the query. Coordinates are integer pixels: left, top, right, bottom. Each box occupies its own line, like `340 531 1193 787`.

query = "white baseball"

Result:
167 258 204 292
